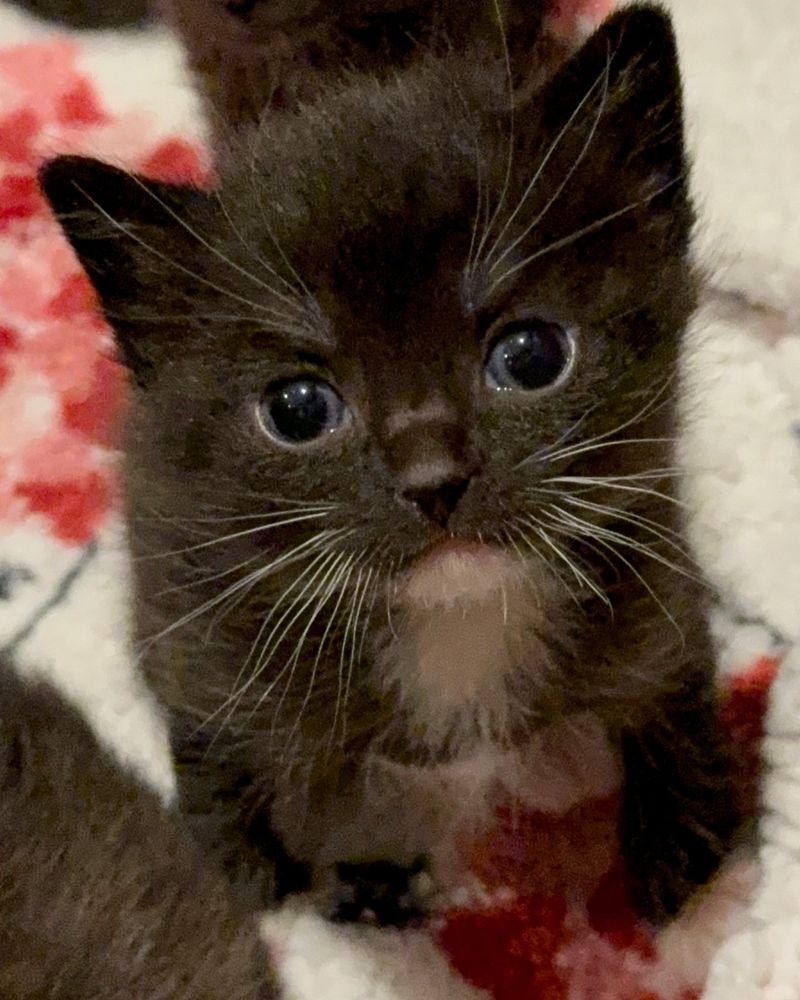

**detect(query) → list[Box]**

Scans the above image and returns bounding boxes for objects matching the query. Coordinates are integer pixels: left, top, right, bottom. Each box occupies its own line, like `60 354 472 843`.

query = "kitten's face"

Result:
42 6 695 762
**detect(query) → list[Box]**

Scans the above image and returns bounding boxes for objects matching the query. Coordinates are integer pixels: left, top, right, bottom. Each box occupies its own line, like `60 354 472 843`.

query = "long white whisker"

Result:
469 0 516 283
540 476 687 508
465 138 486 297
488 52 611 275
128 174 310 320
508 519 581 607
534 490 692 560
190 514 336 620
542 505 700 583
336 565 368 744
502 525 545 612
357 560 383 666
106 312 309 328
546 468 681 483
141 529 342 650
175 503 336 525
141 565 270 652
278 550 353 737
543 436 678 467
502 525 527 564
342 564 376 742
545 506 686 643
517 515 611 610
316 555 358 747
247 164 315 304
482 58 609 275
136 510 331 561
519 409 599 468
214 188 309 310
516 377 676 472
72 184 303 321
449 72 487 294
202 563 266 641
548 372 676 461
489 176 682 294
244 547 347 718
159 549 265 600
208 545 342 733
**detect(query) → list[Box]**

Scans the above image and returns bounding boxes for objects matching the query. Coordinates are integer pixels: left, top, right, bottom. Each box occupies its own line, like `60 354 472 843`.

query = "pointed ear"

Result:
38 156 213 380
527 4 690 243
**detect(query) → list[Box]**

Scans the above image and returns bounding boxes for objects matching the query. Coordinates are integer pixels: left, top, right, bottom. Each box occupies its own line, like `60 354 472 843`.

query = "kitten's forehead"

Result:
222 65 511 346
237 61 497 246
207 18 692 365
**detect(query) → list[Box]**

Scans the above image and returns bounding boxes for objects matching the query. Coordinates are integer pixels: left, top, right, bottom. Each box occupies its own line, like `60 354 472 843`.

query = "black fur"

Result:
0 658 276 999
11 0 150 28
38 1 742 942
157 0 555 134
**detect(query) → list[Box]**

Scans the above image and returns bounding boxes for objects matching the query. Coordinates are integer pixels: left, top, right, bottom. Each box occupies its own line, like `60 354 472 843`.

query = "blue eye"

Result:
259 379 347 445
485 319 574 392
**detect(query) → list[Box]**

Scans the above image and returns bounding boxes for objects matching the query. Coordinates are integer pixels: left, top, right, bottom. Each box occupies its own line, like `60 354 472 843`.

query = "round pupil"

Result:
490 321 569 391
267 380 336 443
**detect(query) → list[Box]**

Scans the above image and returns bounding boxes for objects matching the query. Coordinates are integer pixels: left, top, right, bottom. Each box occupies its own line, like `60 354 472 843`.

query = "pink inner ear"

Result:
547 0 618 40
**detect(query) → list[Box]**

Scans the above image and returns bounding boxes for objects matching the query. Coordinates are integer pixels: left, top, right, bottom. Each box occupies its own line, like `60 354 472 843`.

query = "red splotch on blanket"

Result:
0 14 777 1000
439 655 778 1000
0 37 209 545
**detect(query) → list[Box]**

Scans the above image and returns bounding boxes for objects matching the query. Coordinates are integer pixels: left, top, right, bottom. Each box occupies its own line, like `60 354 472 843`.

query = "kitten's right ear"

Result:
534 4 688 203
39 156 212 381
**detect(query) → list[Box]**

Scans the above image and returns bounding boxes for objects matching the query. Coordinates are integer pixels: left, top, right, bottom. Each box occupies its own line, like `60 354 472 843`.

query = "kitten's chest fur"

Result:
268 711 618 874
374 551 566 756
266 560 582 872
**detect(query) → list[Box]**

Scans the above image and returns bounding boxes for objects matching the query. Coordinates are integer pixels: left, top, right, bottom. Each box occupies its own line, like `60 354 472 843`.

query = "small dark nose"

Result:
402 476 471 528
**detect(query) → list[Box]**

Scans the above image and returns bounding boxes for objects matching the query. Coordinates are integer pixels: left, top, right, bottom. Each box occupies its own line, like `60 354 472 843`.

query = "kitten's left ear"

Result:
531 4 690 225
39 156 213 378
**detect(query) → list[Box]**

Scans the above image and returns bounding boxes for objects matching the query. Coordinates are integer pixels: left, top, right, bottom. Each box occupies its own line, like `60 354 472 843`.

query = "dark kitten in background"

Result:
39 1 741 945
0 657 275 999
10 0 150 28
157 0 558 133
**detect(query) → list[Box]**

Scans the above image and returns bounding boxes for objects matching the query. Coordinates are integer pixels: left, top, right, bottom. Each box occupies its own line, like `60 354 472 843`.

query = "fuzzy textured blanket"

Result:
2 1 800 997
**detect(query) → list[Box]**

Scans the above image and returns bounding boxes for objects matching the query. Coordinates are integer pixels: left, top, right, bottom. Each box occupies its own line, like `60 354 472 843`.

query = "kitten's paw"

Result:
620 786 744 924
619 688 744 925
625 835 727 925
316 857 432 928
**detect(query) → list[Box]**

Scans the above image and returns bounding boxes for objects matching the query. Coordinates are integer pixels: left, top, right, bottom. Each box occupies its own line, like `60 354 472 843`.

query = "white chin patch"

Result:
378 545 550 747
399 546 525 610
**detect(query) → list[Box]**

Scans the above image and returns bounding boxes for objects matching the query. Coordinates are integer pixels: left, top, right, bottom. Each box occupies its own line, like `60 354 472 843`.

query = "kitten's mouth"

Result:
397 538 523 610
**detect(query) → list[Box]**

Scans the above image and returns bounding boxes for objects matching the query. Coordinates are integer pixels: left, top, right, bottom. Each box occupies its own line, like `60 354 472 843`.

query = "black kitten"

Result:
157 0 557 133
41 3 742 927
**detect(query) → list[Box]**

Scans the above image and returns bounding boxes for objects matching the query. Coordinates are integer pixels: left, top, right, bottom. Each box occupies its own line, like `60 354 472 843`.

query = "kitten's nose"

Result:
385 411 479 528
401 475 472 528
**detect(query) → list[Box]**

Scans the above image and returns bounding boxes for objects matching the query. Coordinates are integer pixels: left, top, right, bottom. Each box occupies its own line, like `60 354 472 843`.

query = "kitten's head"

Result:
41 5 695 763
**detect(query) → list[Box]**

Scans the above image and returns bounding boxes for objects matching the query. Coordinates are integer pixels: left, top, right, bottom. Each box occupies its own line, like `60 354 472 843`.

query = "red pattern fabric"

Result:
0 37 209 541
437 658 771 999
